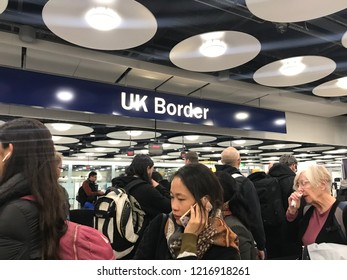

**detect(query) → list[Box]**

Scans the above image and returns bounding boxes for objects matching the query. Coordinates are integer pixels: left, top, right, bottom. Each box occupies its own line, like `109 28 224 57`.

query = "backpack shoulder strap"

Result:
334 201 347 243
232 174 250 191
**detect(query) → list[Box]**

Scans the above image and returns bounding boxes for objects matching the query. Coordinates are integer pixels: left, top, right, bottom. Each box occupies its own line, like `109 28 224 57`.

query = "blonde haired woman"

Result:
287 164 347 254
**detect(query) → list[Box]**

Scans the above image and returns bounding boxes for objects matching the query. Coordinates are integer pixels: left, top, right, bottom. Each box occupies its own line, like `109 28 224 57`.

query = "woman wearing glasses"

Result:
286 164 347 257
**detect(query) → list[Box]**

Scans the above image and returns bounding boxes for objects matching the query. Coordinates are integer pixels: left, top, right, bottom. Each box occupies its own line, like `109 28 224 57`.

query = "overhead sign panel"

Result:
0 67 286 133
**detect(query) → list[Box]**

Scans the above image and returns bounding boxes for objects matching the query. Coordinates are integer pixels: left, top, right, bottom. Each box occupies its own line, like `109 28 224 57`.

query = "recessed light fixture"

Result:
199 39 227 58
279 57 306 76
233 140 246 145
274 119 286 125
336 77 347 89
85 7 121 31
52 136 62 141
185 135 200 141
126 130 143 137
235 112 249 120
56 89 74 102
274 144 285 149
52 123 72 131
108 140 121 145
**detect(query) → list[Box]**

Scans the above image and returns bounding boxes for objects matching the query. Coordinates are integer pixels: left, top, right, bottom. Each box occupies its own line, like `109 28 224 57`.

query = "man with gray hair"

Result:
216 147 266 260
279 154 298 173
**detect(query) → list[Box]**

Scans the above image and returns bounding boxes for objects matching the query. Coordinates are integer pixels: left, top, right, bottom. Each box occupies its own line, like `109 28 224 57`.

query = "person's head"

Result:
215 171 250 229
293 164 332 205
55 152 64 178
88 171 97 182
170 163 223 226
184 151 199 165
125 154 154 183
0 118 67 259
221 147 241 168
279 154 298 173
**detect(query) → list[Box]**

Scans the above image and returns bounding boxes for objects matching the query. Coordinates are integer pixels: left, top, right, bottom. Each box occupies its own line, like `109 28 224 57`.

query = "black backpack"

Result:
248 171 285 227
76 186 87 206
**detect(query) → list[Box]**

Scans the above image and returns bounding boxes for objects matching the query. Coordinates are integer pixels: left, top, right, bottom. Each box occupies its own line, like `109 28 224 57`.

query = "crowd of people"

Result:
0 117 346 260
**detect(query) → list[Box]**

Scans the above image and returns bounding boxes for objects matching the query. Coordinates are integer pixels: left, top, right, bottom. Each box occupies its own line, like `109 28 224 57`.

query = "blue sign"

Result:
0 67 286 133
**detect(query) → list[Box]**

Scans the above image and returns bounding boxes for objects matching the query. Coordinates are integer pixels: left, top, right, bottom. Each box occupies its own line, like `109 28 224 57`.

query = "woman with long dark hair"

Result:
111 154 171 258
0 118 67 259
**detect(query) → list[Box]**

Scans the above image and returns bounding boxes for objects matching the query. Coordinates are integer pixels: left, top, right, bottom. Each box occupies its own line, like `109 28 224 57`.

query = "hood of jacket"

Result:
268 163 295 179
215 164 241 175
112 175 146 188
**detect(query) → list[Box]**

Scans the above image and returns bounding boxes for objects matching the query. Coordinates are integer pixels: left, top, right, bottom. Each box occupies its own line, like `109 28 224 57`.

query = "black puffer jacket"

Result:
0 173 42 259
268 163 295 210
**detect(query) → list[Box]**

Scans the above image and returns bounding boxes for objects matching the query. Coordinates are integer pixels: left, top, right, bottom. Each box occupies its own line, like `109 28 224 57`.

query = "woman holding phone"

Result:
134 163 240 260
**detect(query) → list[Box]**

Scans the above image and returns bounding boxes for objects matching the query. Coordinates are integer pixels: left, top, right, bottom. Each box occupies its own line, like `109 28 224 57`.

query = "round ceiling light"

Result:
254 55 335 87
245 0 346 23
0 0 8 14
169 31 260 72
42 0 157 50
85 7 121 31
279 57 306 76
199 39 227 58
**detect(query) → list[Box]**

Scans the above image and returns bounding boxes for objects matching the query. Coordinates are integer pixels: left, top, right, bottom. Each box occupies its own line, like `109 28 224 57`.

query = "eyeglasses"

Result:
296 180 310 188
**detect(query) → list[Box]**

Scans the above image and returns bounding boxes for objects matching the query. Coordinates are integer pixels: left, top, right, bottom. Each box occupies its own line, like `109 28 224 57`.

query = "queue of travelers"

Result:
0 120 346 260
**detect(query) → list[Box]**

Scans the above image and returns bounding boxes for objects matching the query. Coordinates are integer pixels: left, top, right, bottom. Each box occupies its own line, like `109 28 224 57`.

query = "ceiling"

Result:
0 0 347 168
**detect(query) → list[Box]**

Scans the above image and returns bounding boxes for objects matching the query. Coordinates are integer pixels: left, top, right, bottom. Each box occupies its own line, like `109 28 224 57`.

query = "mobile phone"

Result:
179 203 196 228
179 199 213 227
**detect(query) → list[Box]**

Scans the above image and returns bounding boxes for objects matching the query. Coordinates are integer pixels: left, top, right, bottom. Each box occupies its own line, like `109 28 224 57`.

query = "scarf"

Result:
165 212 239 259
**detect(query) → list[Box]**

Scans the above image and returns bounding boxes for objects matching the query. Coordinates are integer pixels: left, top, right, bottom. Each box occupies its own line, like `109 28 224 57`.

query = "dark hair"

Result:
215 171 251 229
185 151 198 163
0 118 67 259
88 171 97 178
173 163 223 217
125 154 154 183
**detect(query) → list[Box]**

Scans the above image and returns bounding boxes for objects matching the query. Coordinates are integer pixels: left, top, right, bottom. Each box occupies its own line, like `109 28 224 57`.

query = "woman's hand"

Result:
288 192 302 214
184 203 209 236
151 178 159 188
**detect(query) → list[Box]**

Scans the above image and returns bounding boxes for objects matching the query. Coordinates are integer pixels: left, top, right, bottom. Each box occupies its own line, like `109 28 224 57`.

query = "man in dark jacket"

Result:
81 171 104 208
216 147 266 260
268 154 302 259
268 154 297 210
